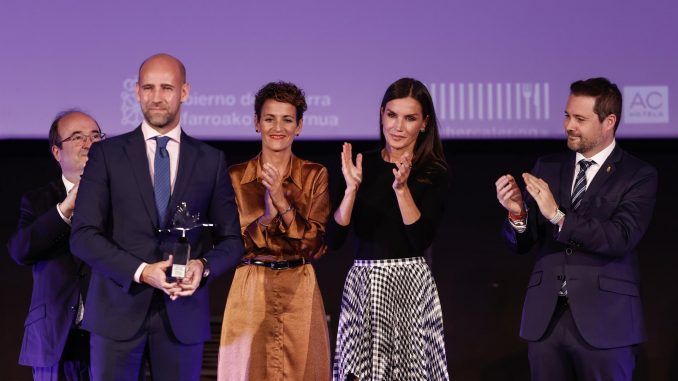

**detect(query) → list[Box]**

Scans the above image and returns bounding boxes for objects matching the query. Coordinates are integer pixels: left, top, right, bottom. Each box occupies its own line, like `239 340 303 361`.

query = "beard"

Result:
567 133 601 154
142 107 177 129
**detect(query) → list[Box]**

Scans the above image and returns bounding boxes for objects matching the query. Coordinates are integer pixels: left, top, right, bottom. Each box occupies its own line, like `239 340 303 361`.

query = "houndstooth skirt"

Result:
333 257 450 381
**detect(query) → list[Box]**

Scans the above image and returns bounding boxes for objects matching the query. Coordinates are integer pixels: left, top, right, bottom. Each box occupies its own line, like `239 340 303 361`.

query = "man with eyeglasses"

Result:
8 110 103 380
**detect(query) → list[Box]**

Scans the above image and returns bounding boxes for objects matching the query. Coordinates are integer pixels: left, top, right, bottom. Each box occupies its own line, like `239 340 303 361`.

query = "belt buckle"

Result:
271 261 289 270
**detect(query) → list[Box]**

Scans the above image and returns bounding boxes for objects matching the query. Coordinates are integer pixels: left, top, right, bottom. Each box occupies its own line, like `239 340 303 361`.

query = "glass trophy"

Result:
159 202 213 282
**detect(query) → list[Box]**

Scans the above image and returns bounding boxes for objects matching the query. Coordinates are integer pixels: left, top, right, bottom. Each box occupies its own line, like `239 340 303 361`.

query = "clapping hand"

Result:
262 163 285 204
392 152 413 192
341 143 362 193
58 183 79 219
495 174 525 215
522 173 558 220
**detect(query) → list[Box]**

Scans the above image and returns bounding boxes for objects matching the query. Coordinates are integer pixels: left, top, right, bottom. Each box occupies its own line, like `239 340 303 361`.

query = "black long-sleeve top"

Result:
327 150 447 260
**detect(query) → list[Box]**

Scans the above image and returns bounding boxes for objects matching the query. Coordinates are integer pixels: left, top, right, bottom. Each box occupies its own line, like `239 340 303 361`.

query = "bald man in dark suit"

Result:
70 54 244 381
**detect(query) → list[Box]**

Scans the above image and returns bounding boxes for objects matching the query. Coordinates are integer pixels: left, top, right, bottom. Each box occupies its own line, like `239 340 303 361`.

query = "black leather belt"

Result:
242 258 306 270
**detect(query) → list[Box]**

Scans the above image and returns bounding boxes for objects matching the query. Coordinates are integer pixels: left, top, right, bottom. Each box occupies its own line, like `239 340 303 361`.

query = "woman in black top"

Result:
330 78 450 380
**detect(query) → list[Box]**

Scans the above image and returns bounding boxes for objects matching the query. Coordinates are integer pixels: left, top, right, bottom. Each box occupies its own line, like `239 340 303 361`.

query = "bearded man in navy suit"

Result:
495 77 657 381
8 110 102 380
70 54 244 381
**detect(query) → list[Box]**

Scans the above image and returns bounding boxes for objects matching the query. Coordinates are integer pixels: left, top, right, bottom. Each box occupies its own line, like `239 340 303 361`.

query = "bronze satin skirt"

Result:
217 263 331 381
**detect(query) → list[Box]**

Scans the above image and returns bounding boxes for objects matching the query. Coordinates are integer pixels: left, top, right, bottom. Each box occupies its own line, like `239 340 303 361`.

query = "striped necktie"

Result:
570 159 594 211
559 159 594 297
153 136 171 226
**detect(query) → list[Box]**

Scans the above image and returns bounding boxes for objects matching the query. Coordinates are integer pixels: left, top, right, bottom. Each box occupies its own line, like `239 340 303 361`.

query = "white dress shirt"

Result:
571 139 616 194
141 120 182 192
134 122 183 283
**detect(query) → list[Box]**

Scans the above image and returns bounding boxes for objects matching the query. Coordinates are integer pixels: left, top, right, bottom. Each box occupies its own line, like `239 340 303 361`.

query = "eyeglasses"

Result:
58 132 106 146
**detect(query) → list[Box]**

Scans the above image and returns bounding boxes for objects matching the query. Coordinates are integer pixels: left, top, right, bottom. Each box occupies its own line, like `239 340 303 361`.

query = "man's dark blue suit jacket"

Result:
503 145 657 349
8 180 90 367
71 126 243 343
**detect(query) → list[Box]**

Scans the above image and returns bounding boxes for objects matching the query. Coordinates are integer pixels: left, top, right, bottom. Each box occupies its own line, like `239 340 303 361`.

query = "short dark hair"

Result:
570 77 622 132
49 109 101 149
379 78 448 178
254 82 307 122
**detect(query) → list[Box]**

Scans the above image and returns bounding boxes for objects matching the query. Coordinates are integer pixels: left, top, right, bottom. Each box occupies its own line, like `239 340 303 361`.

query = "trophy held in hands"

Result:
160 202 213 282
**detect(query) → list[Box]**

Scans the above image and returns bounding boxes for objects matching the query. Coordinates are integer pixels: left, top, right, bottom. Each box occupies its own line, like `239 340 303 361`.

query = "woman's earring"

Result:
420 129 425 133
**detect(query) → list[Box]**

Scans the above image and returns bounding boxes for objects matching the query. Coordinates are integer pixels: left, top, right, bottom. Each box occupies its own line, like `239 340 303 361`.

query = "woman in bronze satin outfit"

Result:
217 82 331 381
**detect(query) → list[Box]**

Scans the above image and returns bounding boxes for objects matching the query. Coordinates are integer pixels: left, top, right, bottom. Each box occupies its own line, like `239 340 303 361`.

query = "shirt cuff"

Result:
508 217 527 234
134 262 148 283
56 203 71 225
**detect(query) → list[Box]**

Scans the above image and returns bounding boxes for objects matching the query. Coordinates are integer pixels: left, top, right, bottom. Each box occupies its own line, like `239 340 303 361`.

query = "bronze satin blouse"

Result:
228 154 330 261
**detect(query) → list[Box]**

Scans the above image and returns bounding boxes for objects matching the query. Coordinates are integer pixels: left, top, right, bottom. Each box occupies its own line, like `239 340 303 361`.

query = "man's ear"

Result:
605 114 617 132
180 83 191 103
51 145 61 162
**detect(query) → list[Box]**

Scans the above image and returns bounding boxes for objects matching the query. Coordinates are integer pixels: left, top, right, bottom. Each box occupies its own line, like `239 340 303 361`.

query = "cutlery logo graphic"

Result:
428 82 550 121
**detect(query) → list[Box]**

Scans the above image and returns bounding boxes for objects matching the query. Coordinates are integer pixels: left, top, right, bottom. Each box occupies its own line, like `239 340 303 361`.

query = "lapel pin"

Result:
606 165 611 173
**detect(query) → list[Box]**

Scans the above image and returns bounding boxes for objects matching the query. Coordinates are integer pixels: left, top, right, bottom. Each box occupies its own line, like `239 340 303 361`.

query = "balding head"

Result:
49 109 101 183
49 109 100 149
138 53 186 84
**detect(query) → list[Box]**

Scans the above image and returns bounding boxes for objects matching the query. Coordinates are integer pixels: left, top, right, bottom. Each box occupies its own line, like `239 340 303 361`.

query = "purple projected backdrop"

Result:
0 1 676 140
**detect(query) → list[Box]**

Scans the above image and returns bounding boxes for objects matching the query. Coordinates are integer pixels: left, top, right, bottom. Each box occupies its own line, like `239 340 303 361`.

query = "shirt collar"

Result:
240 153 303 189
61 175 75 194
575 139 616 167
141 120 182 143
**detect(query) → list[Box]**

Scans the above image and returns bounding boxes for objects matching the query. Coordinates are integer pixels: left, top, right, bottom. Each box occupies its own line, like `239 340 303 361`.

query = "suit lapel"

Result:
559 152 576 210
579 146 623 210
124 126 159 228
167 132 199 222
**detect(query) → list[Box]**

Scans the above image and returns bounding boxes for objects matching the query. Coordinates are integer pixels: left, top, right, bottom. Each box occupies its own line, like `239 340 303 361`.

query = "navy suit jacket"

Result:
8 180 90 367
503 145 657 349
70 127 243 343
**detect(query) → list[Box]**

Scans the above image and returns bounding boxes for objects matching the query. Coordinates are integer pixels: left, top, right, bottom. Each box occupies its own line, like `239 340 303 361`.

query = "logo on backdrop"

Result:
428 82 550 122
623 86 669 124
121 77 143 126
120 76 339 132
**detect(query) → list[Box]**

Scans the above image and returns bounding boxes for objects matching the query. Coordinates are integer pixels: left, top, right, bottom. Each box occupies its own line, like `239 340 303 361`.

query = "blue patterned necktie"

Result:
559 159 594 296
570 159 594 211
153 136 171 226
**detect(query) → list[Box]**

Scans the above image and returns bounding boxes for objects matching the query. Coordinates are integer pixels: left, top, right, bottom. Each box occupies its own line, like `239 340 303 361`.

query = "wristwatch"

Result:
198 257 210 278
549 207 566 225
